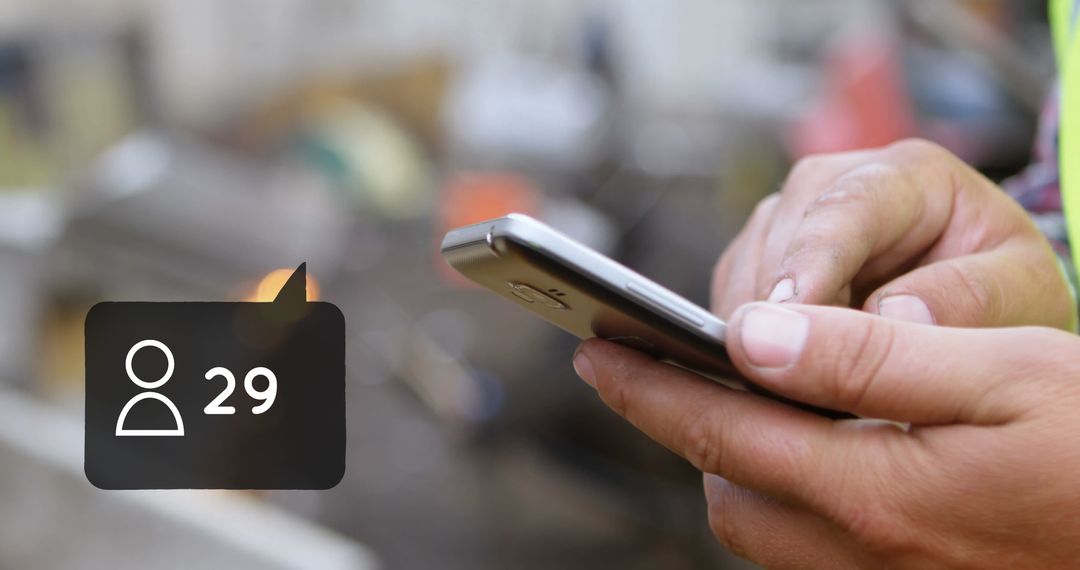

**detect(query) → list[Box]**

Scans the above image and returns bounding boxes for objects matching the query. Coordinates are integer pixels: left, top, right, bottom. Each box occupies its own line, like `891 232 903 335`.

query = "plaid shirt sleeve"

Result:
1003 86 1080 308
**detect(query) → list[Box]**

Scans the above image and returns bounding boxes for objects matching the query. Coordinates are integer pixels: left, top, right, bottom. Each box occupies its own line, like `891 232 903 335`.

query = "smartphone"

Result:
442 213 848 418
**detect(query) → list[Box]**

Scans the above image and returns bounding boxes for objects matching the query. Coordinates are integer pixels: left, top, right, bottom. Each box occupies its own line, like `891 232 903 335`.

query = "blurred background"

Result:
0 0 1055 568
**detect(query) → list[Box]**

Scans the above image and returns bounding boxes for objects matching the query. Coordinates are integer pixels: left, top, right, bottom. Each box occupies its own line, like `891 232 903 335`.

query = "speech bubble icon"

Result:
85 263 345 490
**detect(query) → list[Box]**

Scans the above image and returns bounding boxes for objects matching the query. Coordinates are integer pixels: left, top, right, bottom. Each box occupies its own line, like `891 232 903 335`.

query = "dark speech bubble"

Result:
85 264 345 490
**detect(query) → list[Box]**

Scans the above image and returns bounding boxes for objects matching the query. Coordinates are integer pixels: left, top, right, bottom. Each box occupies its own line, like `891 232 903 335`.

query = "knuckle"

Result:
799 165 896 228
789 154 830 179
709 499 753 559
681 405 725 474
706 482 756 560
785 154 837 194
938 263 995 324
781 228 859 283
826 317 896 411
803 176 874 218
832 497 917 555
821 439 930 558
888 137 944 158
750 192 781 220
784 231 845 269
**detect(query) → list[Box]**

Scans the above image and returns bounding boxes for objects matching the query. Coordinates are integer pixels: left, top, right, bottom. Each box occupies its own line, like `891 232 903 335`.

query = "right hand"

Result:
711 139 1077 331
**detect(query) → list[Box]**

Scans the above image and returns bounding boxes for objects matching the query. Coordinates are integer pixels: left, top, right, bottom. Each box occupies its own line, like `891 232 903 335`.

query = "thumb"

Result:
863 243 1078 331
726 302 1052 424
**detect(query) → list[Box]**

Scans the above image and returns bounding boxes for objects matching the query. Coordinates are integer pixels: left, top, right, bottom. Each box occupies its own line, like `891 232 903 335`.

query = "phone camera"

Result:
506 282 568 311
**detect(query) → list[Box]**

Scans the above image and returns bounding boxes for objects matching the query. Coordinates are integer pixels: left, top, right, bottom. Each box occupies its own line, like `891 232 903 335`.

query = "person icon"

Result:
115 339 185 436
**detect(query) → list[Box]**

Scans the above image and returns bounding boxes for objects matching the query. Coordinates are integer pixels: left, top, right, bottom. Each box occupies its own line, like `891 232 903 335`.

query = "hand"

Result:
712 139 1077 331
572 304 1080 568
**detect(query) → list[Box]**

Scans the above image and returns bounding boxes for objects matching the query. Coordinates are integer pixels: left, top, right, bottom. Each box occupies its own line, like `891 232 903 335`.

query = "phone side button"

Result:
625 281 707 328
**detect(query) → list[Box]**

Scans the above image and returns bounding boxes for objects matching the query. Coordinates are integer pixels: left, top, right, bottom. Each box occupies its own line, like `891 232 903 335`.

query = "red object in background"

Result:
436 173 540 285
790 36 918 158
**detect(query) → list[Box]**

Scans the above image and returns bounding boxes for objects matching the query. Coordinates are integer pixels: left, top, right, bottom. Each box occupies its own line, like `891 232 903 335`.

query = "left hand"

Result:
572 303 1080 568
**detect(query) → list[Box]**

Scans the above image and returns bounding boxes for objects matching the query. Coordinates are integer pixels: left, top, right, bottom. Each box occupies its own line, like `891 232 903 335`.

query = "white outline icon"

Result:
115 339 185 436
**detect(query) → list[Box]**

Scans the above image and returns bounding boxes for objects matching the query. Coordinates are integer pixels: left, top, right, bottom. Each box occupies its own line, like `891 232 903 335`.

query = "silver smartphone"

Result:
442 213 848 418
442 212 741 375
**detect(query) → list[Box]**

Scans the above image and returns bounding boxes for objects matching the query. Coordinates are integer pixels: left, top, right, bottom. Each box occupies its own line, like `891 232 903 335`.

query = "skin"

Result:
571 140 1080 567
711 139 1077 331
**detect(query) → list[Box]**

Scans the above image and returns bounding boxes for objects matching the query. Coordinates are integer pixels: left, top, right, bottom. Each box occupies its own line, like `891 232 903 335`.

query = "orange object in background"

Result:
436 173 540 285
246 268 321 302
790 36 917 158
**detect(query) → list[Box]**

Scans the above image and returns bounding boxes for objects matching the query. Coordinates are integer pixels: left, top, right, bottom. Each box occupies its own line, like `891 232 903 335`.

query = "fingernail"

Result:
703 473 732 499
878 295 934 325
739 304 810 369
573 349 596 388
768 278 796 303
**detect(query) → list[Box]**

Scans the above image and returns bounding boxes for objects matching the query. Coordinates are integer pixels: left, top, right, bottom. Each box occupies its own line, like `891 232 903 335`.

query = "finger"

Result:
863 241 1078 331
767 162 953 307
752 149 882 302
712 194 780 318
704 474 863 568
573 338 858 508
725 302 1051 424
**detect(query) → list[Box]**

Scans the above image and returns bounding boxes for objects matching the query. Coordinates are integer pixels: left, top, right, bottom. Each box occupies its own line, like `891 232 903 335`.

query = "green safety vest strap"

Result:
1054 0 1080 272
